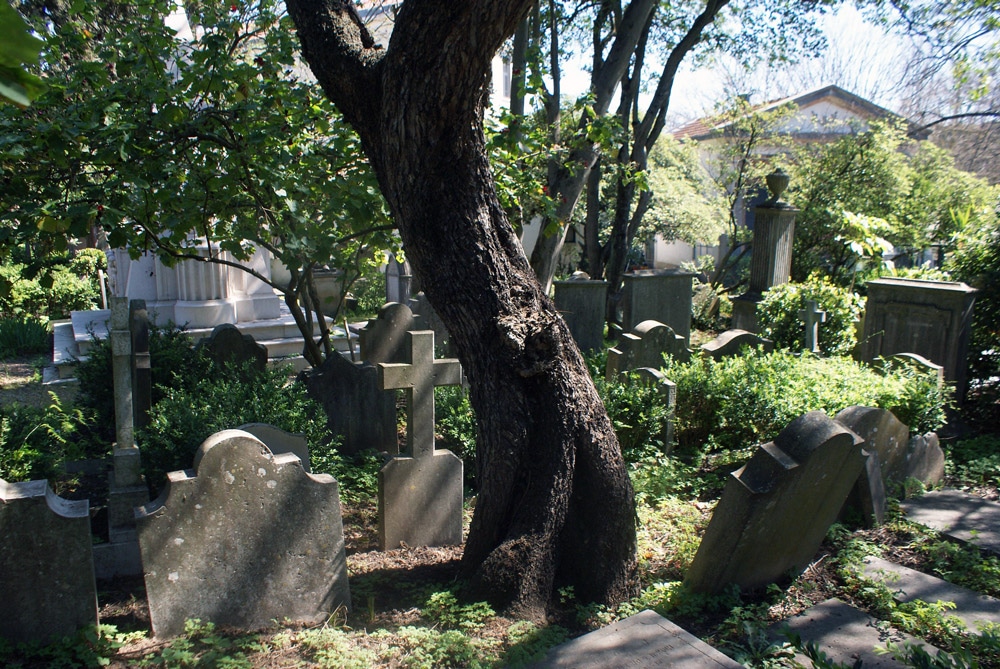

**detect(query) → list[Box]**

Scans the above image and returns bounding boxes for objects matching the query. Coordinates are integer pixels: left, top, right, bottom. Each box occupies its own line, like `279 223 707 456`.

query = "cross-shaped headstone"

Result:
799 300 827 354
378 330 462 458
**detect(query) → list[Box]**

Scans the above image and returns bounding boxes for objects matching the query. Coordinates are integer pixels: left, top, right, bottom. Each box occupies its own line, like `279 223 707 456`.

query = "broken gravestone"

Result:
0 478 97 644
378 330 464 549
699 329 774 361
685 411 865 593
135 430 350 637
238 422 311 473
606 320 690 381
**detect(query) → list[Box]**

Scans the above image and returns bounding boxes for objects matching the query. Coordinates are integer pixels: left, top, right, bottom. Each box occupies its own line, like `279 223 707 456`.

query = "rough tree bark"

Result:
285 0 638 617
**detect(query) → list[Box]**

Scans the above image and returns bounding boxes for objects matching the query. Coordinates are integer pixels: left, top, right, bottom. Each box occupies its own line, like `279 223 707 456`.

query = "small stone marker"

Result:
685 411 865 593
901 489 1000 555
770 598 938 669
136 430 350 637
359 302 416 364
606 320 689 381
197 323 267 374
378 330 464 549
862 556 1000 632
238 422 311 472
0 478 98 644
798 300 826 353
530 609 742 668
635 368 677 453
699 329 774 360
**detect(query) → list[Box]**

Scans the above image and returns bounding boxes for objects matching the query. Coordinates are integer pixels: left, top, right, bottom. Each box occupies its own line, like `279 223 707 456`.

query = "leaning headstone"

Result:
859 278 976 399
0 478 98 644
901 432 945 489
238 422 311 472
529 609 742 668
136 430 350 638
606 320 690 381
634 368 677 453
359 302 416 364
685 411 865 593
700 329 774 360
378 330 464 549
834 406 910 524
299 353 398 456
196 323 267 374
620 270 695 344
553 272 608 352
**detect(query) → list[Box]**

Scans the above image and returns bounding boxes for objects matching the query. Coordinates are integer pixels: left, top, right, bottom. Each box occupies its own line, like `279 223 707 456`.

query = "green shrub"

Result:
0 262 101 320
756 275 863 356
595 372 674 463
436 385 477 486
663 349 950 453
0 394 88 482
0 316 49 357
944 434 1000 488
138 364 334 489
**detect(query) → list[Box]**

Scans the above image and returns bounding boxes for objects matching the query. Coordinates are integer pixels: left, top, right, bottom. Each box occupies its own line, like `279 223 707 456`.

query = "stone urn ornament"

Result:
765 167 791 206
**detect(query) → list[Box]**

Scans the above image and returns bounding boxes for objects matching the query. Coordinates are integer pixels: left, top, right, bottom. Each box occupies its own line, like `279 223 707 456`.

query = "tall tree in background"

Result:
285 0 637 617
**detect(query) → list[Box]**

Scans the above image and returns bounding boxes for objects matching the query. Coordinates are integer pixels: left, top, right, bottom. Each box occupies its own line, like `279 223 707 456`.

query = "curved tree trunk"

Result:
286 0 637 618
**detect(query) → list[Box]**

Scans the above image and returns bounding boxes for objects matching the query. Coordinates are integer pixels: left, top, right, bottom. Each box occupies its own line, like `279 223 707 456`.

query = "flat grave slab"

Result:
862 556 1000 632
769 598 939 669
529 609 741 668
901 489 1000 554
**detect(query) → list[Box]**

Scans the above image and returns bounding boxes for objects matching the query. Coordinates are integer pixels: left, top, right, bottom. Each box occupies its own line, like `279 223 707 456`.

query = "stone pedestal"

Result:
553 277 608 352
859 278 976 399
620 270 694 344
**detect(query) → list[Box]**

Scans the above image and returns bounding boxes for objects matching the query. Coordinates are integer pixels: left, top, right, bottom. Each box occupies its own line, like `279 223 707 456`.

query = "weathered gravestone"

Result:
529 609 742 668
136 430 350 637
378 330 464 549
359 302 416 364
620 270 695 344
196 323 267 374
0 478 98 644
606 320 690 381
238 422 311 472
699 329 774 361
886 352 945 387
634 368 677 453
299 352 398 456
553 272 608 352
859 277 976 399
685 411 865 593
385 255 414 305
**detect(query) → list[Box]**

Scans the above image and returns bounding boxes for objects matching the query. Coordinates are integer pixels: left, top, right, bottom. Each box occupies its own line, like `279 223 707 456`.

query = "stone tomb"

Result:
606 320 690 381
619 269 694 343
699 329 773 361
530 609 741 668
378 330 464 549
0 478 98 644
136 430 350 637
685 411 865 594
553 272 608 353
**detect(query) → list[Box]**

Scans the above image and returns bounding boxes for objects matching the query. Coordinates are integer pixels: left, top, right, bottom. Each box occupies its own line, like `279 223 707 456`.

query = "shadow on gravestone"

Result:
0 478 97 644
238 422 311 473
298 353 398 456
135 430 350 638
685 411 865 594
358 302 416 365
196 323 267 376
834 406 908 526
606 320 690 381
700 329 774 361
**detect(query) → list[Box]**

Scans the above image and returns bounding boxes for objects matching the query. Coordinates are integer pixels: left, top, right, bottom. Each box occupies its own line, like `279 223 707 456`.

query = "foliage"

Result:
320 448 382 507
944 434 1000 488
0 623 140 668
375 626 491 669
756 274 864 356
501 620 569 667
138 363 333 490
0 316 49 357
595 371 675 463
297 627 379 669
0 393 88 481
1 0 396 367
0 0 46 106
421 591 495 632
141 618 257 668
664 349 950 454
0 259 101 321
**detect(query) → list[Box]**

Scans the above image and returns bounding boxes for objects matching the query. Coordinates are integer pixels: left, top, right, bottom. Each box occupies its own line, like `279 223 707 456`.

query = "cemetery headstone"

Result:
299 352 398 456
196 322 267 375
0 478 98 644
385 255 414 305
901 432 945 489
136 430 350 637
859 277 976 399
606 320 689 381
799 300 827 354
359 302 416 364
378 330 464 549
619 270 695 343
685 411 865 593
700 329 774 360
553 272 608 352
731 169 798 332
238 422 311 472
834 406 910 525
885 352 945 387
635 367 677 453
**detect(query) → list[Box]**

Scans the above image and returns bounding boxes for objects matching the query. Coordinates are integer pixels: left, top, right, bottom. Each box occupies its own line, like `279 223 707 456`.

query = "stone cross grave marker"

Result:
799 300 826 353
377 330 464 548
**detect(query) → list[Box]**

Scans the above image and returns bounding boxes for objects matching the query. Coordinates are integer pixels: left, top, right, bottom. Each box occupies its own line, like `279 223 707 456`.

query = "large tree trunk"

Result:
286 0 637 618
